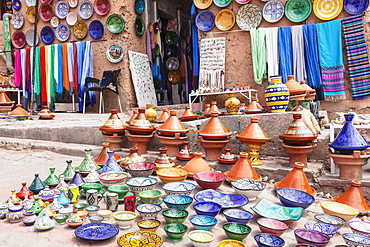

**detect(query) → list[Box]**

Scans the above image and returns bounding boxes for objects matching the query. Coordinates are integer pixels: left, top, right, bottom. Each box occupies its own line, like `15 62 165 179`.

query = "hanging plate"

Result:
39 3 53 22
40 26 54 45
66 12 77 26
12 0 21 11
106 44 124 63
50 16 59 27
26 29 39 47
134 0 145 14
168 70 180 84
69 0 78 8
166 57 179 70
166 44 178 57
78 0 94 19
236 0 251 3
41 0 52 3
194 0 212 9
106 14 125 33
94 0 110 16
285 0 312 22
196 10 215 32
55 23 70 42
236 4 262 31
89 20 104 39
55 0 70 19
313 0 343 20
135 16 145 36
73 21 88 39
263 0 285 23
26 0 36 7
215 9 235 31
213 0 232 7
344 0 369 15
26 6 36 24
11 30 26 49
165 31 178 45
10 12 24 30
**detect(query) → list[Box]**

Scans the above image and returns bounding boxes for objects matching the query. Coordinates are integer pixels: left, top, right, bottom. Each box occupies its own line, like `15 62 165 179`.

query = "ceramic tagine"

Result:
56 189 70 207
99 109 125 134
332 181 370 213
157 110 189 136
198 112 232 140
99 151 125 174
225 152 262 182
182 152 212 177
84 163 100 183
8 104 30 117
154 147 177 171
208 101 223 116
6 205 24 223
53 175 69 195
49 195 63 212
29 174 46 195
243 97 266 114
0 90 14 105
34 208 55 231
22 211 36 226
218 148 238 164
300 81 316 100
285 75 306 96
145 104 157 123
21 195 33 210
126 110 138 124
28 196 44 214
16 182 33 200
157 108 170 123
75 149 100 177
5 190 21 205
59 160 76 182
121 147 147 167
42 201 56 218
69 172 86 187
179 106 199 121
38 105 55 119
176 141 194 161
126 108 156 135
94 143 122 167
39 186 55 203
202 104 211 117
44 168 61 188
279 113 317 145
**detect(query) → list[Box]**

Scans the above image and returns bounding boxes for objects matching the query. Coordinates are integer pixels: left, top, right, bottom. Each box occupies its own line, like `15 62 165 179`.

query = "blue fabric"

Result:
303 24 322 89
57 44 64 100
191 3 199 87
67 43 74 94
317 20 343 67
278 26 293 83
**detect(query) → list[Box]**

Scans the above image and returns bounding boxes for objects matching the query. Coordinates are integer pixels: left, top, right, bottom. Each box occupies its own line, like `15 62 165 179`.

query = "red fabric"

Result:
40 46 47 104
62 43 70 91
25 48 30 91
73 42 78 93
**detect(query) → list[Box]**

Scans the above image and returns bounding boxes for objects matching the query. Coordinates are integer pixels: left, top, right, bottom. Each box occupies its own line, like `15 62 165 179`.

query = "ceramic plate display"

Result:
89 20 104 39
135 16 145 36
263 0 285 23
168 70 180 84
73 21 88 39
214 0 232 7
165 31 178 45
215 9 235 31
11 30 26 49
106 14 125 33
236 4 262 31
66 12 77 26
12 0 21 11
75 223 119 241
285 0 312 22
166 57 179 70
55 0 69 19
134 0 145 14
78 0 94 19
55 23 70 42
196 10 215 32
194 189 249 209
69 0 78 8
39 3 53 22
117 231 163 247
94 0 110 15
194 0 212 9
40 26 54 44
26 6 36 24
313 0 343 20
11 12 24 30
344 0 369 15
26 0 36 7
50 16 59 27
26 29 39 47
106 44 124 63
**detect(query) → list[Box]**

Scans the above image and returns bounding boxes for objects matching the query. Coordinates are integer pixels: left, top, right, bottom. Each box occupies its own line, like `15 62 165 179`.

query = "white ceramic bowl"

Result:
113 211 137 229
231 179 266 201
188 230 215 247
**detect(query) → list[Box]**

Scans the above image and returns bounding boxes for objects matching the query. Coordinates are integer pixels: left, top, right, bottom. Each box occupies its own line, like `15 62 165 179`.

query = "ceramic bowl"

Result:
188 230 215 247
349 220 370 236
162 209 189 224
97 209 112 220
163 195 193 210
117 231 164 247
59 207 73 216
136 203 162 219
137 219 161 232
73 203 87 211
125 176 158 194
162 181 196 196
156 167 189 184
85 205 100 216
223 208 254 225
342 233 370 247
193 171 226 190
304 222 339 238
194 189 249 209
193 201 222 217
164 223 188 241
254 233 285 247
223 222 252 241
81 182 103 194
256 218 289 237
276 188 315 209
77 210 88 219
112 211 137 229
320 201 359 222
189 215 218 231
294 229 330 247
231 178 266 201
89 215 104 223
314 214 346 229
66 219 84 229
53 213 68 225
252 198 304 222
99 171 129 187
107 185 130 199
125 162 156 177
218 240 246 247
138 190 162 204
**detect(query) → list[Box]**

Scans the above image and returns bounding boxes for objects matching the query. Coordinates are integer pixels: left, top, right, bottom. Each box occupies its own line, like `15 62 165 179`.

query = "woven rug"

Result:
342 15 370 100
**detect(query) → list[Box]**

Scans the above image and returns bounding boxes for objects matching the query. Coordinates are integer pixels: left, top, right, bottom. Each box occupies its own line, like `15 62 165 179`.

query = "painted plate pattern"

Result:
55 23 70 42
26 0 36 7
11 12 24 29
236 4 262 31
117 231 163 247
285 0 312 22
55 0 70 19
26 6 36 24
11 30 26 49
135 16 145 36
196 10 215 32
194 0 212 9
40 26 54 44
73 21 88 39
26 29 39 46
106 14 125 33
313 0 343 20
263 0 285 23
94 0 110 16
50 16 59 27
213 0 232 7
75 223 119 241
344 0 369 15
89 20 104 39
215 9 235 31
78 0 94 19
39 3 53 22
106 44 124 63
12 0 21 11
134 0 145 14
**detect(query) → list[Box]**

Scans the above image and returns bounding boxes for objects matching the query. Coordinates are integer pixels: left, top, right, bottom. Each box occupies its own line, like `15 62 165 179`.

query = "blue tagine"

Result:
99 151 125 174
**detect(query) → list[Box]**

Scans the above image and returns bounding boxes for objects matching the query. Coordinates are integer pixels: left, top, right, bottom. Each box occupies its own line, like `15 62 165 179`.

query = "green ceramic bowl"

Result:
107 185 130 199
138 190 162 204
53 213 68 225
222 222 251 241
164 223 188 241
82 183 103 193
73 203 87 211
137 219 161 232
162 209 189 224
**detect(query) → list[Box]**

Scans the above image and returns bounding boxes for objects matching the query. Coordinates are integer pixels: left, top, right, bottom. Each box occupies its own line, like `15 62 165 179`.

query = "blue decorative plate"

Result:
55 0 70 19
134 0 145 14
344 0 369 15
55 23 70 42
78 0 94 19
40 26 54 44
263 0 285 23
194 189 249 209
11 12 24 30
74 222 119 241
89 20 104 39
196 10 215 32
12 0 21 10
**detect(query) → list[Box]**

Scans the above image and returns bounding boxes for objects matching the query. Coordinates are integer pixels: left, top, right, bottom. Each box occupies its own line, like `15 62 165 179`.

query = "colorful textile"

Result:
73 42 78 93
34 47 41 106
57 44 64 99
14 50 22 88
342 15 370 100
250 28 267 84
265 27 279 79
49 45 56 109
67 43 74 93
40 46 47 104
291 25 306 83
278 26 293 83
62 43 70 91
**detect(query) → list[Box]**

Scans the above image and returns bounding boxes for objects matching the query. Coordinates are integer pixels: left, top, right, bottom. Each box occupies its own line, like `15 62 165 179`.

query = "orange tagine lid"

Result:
182 152 212 176
285 75 306 95
157 108 170 123
236 118 271 144
198 112 232 139
157 110 189 136
225 152 262 181
9 104 30 117
333 181 370 213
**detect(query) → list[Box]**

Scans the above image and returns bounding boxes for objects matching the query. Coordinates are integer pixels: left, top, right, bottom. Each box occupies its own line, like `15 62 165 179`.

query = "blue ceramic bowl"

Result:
193 201 222 217
223 208 254 225
163 195 193 210
136 203 162 219
189 215 218 231
162 182 196 196
276 188 315 209
254 233 285 247
342 233 370 247
304 222 338 238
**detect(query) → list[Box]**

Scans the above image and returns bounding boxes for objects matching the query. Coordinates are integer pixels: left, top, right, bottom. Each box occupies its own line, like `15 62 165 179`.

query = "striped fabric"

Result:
342 15 370 100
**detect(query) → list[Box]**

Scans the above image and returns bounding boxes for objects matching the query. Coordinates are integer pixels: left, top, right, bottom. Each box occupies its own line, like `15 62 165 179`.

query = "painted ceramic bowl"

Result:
73 203 87 211
113 211 137 229
162 209 189 224
117 231 163 247
156 167 189 184
53 213 68 225
256 218 289 237
85 205 100 216
294 229 330 247
304 222 339 238
194 189 249 209
107 185 130 199
320 201 359 222
137 219 161 232
77 210 88 219
125 162 156 177
193 171 226 190
223 222 252 241
138 190 162 204
231 178 266 201
218 240 246 247
252 198 304 222
162 181 196 196
188 230 215 247
254 233 285 247
164 223 188 241
59 207 73 216
163 195 193 210
89 215 104 223
193 201 222 217
97 210 112 220
125 177 158 194
136 203 162 219
66 218 84 229
189 215 218 231
349 220 370 236
223 208 254 225
99 171 129 187
342 233 370 247
276 188 315 209
81 182 103 194
314 214 346 229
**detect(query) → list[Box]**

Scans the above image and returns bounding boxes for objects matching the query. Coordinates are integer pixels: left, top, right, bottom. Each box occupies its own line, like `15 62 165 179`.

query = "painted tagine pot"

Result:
279 113 317 145
6 189 21 205
59 160 76 182
99 151 125 174
154 147 177 171
225 93 240 115
29 174 46 195
99 109 125 133
75 148 100 177
16 182 33 200
6 205 24 223
264 75 290 113
43 167 60 188
145 104 157 123
202 104 211 117
218 148 238 164
38 105 55 119
176 141 194 161
121 147 147 167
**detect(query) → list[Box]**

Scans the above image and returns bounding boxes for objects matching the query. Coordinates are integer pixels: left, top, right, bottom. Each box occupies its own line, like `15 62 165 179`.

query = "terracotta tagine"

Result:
121 147 147 167
300 81 316 100
38 105 55 119
279 113 317 145
264 75 290 113
224 152 261 182
145 104 157 123
99 151 125 174
125 123 155 154
198 112 232 140
157 108 170 123
332 181 370 213
94 143 122 167
9 104 30 117
16 182 34 200
286 75 306 96
126 108 156 135
126 110 138 124
157 110 189 137
59 160 76 182
225 93 240 115
43 168 60 188
154 147 178 171
176 141 194 161
207 101 223 116
29 174 46 195
202 104 211 117
179 106 199 121
243 97 266 114
0 90 14 105
218 148 238 164
182 152 212 177
75 149 100 177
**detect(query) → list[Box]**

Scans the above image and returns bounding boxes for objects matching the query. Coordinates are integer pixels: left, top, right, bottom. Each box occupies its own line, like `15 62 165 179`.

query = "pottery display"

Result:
43 168 60 188
99 109 125 133
6 189 21 205
225 152 262 182
218 148 238 164
183 152 212 177
179 106 199 121
38 105 55 119
231 178 266 201
39 186 55 202
29 174 46 195
59 160 76 182
194 189 249 209
314 214 346 229
193 171 226 190
69 172 86 187
264 76 290 112
163 194 193 210
320 201 359 222
162 181 196 196
276 188 315 209
244 97 266 114
125 162 156 177
294 228 330 247
348 220 370 237
75 148 100 177
94 143 122 166
126 108 155 135
6 205 24 223
9 104 30 117
223 222 252 241
113 211 137 229
286 75 306 95
280 113 317 145
304 222 339 238
193 201 222 217
157 110 189 137
22 211 36 226
162 209 189 224
16 182 33 200
126 110 138 124
164 223 188 241
145 104 157 123
225 93 241 114
332 180 370 213
342 233 370 247
137 219 161 232
121 147 147 167
156 167 189 184
188 230 215 247
66 208 84 228
254 233 285 247
117 231 163 247
198 112 232 139
189 215 218 231
300 81 316 100
223 208 254 225
154 147 177 170
256 217 289 236
136 203 162 219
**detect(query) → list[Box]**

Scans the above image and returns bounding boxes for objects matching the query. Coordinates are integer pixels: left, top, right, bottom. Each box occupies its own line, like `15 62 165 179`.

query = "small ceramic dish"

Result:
254 233 285 247
342 233 370 247
73 203 87 211
85 205 100 216
77 210 88 219
138 190 162 204
97 209 112 220
194 189 249 209
163 195 193 210
189 215 218 231
349 220 370 236
314 214 346 229
223 208 254 225
99 171 129 187
188 230 215 247
164 223 188 241
81 182 103 193
89 215 104 223
320 201 359 222
136 203 162 219
276 188 315 209
136 197 163 206
223 222 252 242
137 219 161 232
256 218 289 237
156 167 189 184
218 240 246 247
193 201 222 217
231 178 266 201
162 209 189 224
112 211 137 229
53 213 68 225
162 181 196 196
125 176 158 194
125 162 156 177
294 229 330 247
193 171 226 190
304 222 339 238
59 207 73 215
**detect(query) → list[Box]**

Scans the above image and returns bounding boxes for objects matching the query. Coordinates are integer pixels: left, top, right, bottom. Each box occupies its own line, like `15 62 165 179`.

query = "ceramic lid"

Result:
157 109 170 123
183 152 212 175
198 112 232 138
78 0 94 19
157 110 189 135
215 9 235 31
196 10 215 32
94 0 110 15
55 0 69 19
99 109 125 133
208 101 223 115
11 11 24 30
244 97 266 114
106 14 125 34
89 20 104 39
181 106 197 118
0 90 13 104
129 108 153 128
263 0 285 23
11 30 26 49
279 113 317 143
225 152 261 181
286 75 306 95
40 26 54 45
344 0 369 14
313 0 343 20
236 4 262 31
285 0 312 22
236 118 271 144
73 21 88 39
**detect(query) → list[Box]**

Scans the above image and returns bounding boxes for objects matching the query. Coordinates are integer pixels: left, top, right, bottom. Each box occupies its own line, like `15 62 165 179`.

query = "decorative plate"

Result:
40 26 54 44
106 44 124 63
78 0 94 19
194 189 249 209
166 57 179 70
55 23 70 42
69 0 78 8
168 70 180 84
26 0 36 7
134 0 145 14
166 44 178 57
26 29 39 47
196 10 215 32
236 0 251 3
94 0 110 15
11 12 24 30
66 12 77 26
89 20 104 39
55 0 70 19
263 0 285 23
26 6 36 24
194 0 212 9
285 0 312 22
41 0 52 3
106 14 125 33
12 0 21 11
215 9 235 31
75 223 119 241
117 231 163 247
11 30 26 49
214 0 232 7
39 3 53 22
344 0 369 15
135 16 145 35
236 4 262 31
313 0 343 20
50 16 59 27
73 21 88 39
165 31 178 45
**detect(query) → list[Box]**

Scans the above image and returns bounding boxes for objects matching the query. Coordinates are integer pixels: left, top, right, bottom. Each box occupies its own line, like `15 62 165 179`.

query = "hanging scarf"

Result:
265 27 279 79
14 50 22 88
62 43 70 92
40 46 47 105
73 42 79 93
78 41 96 111
20 49 26 90
34 47 41 106
146 23 153 61
45 45 50 106
67 43 74 93
57 44 64 99
53 44 59 97
25 48 30 92
278 27 293 83
191 3 199 88
49 45 56 109
291 25 306 82
250 28 267 84
303 24 322 89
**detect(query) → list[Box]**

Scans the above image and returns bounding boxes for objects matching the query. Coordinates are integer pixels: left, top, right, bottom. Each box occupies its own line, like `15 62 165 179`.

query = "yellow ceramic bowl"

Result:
97 210 113 220
137 219 161 232
77 210 88 219
320 201 359 222
218 240 246 247
156 168 189 184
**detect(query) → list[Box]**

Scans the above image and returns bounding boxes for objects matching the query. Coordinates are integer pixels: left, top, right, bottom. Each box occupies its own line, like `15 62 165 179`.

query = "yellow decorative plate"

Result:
168 70 181 84
194 0 212 9
215 9 235 31
117 231 163 247
313 0 343 20
73 21 88 40
26 6 36 24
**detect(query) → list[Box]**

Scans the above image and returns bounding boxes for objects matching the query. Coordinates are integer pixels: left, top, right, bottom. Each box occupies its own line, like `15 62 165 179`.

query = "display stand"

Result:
4 88 22 104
